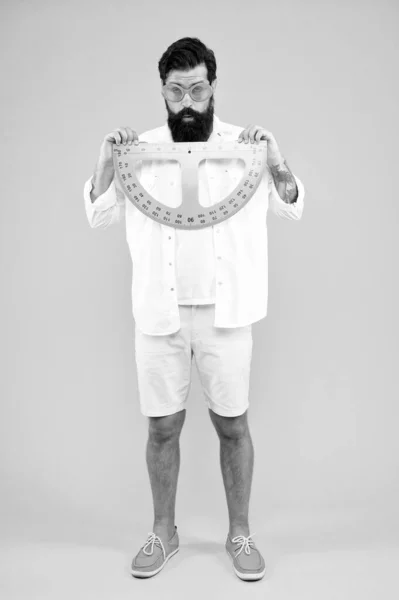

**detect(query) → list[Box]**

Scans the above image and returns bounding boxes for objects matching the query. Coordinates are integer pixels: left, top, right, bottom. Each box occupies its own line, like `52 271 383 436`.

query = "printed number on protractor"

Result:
112 140 268 230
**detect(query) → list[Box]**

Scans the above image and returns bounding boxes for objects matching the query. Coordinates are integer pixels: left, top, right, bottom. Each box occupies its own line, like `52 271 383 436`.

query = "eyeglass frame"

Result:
161 80 214 103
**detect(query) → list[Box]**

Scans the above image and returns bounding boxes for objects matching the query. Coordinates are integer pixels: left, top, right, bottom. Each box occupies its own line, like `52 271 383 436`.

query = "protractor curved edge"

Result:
111 141 268 230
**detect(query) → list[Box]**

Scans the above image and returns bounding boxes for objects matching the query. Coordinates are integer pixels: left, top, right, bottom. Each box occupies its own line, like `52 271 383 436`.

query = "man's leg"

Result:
208 408 254 538
146 409 187 539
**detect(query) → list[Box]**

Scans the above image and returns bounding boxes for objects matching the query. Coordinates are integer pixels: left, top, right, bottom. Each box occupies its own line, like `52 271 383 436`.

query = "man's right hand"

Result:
90 127 142 203
99 126 141 167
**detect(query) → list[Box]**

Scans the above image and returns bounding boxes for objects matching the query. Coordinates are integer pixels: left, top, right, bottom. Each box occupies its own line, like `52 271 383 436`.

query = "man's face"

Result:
163 64 217 143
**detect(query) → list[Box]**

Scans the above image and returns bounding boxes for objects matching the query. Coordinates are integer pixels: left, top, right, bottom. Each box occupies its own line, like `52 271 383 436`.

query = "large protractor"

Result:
113 140 268 230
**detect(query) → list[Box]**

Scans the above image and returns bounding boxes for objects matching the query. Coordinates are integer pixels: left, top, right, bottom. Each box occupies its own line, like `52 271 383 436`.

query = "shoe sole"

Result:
130 546 180 578
226 547 266 581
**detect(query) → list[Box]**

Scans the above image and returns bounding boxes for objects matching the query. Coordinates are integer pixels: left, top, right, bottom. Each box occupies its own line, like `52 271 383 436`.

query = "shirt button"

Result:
218 281 222 285
217 256 221 260
168 236 172 240
169 262 172 266
170 288 174 291
216 229 220 234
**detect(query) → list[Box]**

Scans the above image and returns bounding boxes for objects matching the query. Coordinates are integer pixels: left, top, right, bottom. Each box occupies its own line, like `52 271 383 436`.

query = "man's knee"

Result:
148 409 186 440
209 408 248 439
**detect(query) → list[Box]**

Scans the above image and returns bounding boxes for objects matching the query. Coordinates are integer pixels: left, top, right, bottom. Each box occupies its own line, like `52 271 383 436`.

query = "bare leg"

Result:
146 409 186 539
209 409 254 538
220 430 254 538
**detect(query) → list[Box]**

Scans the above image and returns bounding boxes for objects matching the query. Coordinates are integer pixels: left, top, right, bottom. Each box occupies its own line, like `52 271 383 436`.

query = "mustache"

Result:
179 109 197 118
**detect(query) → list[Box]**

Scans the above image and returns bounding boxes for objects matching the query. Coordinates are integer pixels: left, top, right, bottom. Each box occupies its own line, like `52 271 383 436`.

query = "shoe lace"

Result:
142 532 166 560
231 533 256 557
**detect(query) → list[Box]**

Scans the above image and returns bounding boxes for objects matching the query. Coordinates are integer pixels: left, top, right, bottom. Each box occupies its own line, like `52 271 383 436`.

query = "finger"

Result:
119 128 128 145
243 126 251 144
130 129 140 145
115 129 126 144
125 127 136 145
254 129 263 143
249 125 259 143
112 131 122 145
238 127 249 143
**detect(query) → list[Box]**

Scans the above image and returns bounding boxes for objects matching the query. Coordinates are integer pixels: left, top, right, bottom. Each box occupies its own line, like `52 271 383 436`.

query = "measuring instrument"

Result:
113 140 268 230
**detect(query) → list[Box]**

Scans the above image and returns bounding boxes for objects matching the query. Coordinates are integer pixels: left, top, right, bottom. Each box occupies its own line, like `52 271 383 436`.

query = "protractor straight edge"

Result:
112 140 268 230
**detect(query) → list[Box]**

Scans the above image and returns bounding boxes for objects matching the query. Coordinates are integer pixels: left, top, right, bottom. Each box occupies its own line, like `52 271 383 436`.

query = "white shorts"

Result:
134 304 253 417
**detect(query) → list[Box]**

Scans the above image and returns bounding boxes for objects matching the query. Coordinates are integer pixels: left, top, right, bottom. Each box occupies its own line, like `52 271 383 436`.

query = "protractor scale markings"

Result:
113 140 268 230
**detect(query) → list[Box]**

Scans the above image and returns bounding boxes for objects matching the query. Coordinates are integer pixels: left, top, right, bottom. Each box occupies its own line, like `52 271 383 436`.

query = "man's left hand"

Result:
238 125 283 166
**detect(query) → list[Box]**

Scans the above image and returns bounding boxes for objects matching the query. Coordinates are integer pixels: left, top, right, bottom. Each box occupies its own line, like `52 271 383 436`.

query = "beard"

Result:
165 95 215 143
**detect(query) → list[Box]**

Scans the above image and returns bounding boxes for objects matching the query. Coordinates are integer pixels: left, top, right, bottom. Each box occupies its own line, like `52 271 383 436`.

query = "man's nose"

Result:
181 92 192 107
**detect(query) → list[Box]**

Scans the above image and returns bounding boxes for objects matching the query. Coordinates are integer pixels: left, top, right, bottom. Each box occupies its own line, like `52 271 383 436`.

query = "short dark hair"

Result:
158 37 217 85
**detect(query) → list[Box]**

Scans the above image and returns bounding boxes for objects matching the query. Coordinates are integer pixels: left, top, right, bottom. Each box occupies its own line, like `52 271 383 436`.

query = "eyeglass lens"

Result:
164 83 211 102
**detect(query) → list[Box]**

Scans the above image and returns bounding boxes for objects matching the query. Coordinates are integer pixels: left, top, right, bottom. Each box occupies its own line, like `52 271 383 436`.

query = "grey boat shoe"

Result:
130 526 180 578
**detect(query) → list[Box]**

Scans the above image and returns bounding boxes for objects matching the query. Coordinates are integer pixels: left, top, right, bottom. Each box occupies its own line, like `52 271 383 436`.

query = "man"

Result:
83 37 305 582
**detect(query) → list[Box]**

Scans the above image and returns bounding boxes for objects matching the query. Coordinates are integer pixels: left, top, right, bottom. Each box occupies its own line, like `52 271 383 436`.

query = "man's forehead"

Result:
173 75 201 79
166 67 207 82
167 77 204 85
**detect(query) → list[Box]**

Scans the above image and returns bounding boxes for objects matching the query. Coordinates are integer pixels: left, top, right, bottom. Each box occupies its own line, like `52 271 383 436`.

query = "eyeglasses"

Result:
162 81 213 103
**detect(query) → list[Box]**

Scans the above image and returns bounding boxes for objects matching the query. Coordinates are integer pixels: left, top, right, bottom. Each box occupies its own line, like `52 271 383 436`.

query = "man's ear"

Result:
211 78 218 92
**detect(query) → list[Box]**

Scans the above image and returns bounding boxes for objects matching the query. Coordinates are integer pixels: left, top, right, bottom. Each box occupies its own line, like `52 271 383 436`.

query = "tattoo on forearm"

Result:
269 159 298 204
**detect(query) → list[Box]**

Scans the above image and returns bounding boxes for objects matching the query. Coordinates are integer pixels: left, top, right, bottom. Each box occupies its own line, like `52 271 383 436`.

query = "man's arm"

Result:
268 157 298 204
90 161 115 203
